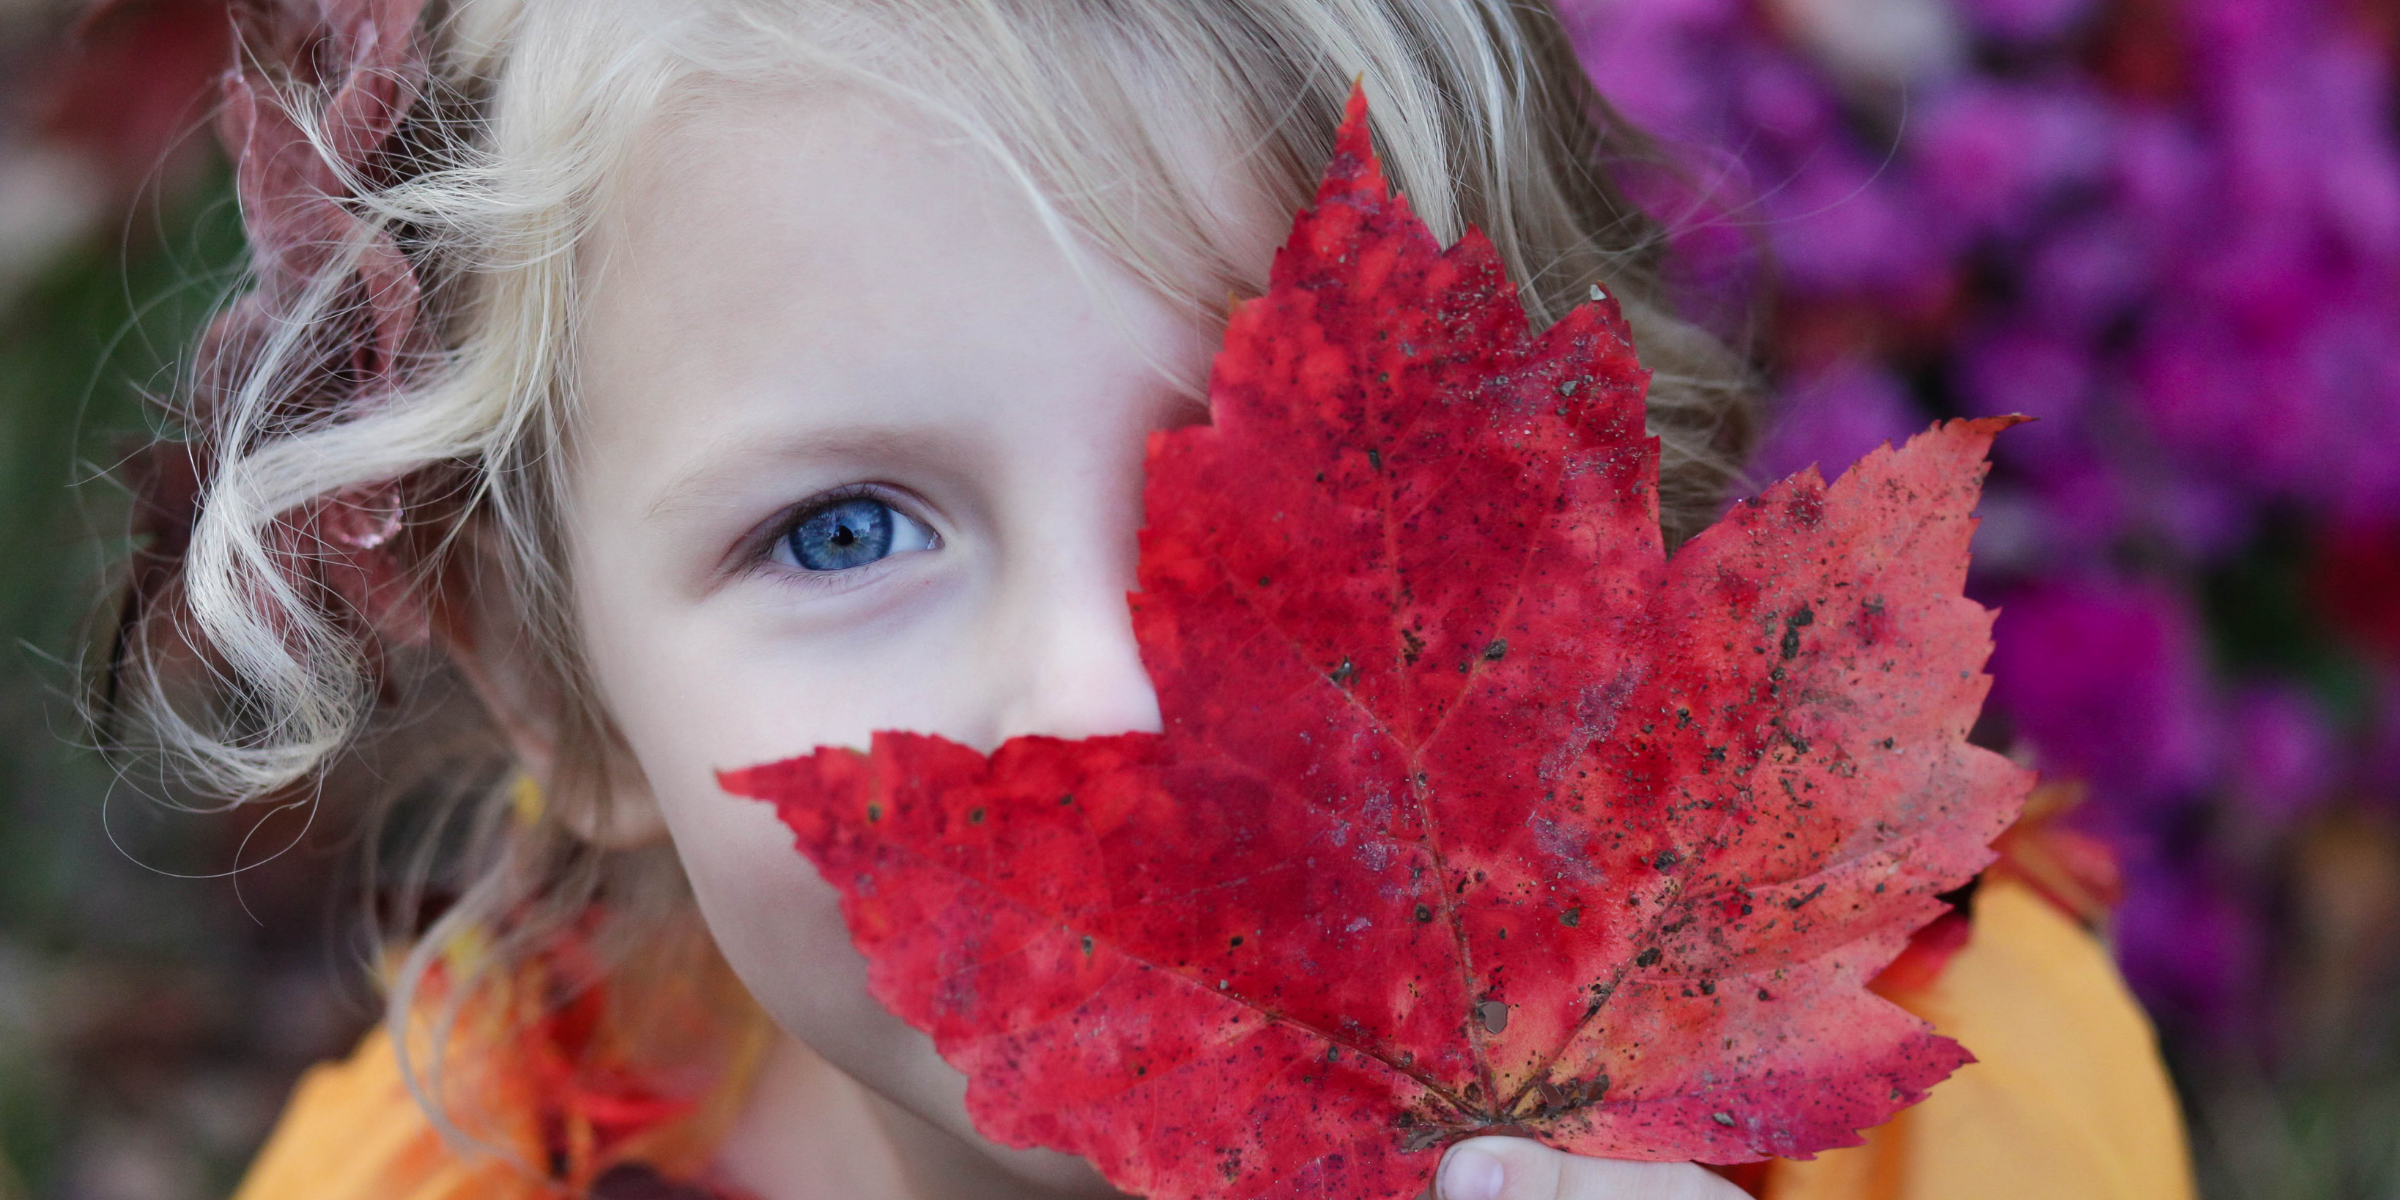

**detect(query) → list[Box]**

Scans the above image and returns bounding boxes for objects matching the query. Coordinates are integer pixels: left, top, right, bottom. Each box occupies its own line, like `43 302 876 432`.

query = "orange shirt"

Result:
231 873 2194 1200
1759 878 2194 1200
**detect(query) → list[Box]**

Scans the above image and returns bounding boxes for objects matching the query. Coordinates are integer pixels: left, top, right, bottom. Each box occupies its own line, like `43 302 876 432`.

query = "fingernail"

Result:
1440 1145 1506 1200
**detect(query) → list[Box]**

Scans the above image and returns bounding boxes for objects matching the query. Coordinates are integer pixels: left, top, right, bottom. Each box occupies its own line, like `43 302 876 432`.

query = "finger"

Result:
1436 1136 1752 1200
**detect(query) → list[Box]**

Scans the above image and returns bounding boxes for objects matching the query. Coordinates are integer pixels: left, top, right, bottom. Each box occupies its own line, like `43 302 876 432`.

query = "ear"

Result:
429 523 671 850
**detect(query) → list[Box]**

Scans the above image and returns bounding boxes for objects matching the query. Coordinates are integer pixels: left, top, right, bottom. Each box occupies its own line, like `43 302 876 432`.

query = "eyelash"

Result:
745 484 938 589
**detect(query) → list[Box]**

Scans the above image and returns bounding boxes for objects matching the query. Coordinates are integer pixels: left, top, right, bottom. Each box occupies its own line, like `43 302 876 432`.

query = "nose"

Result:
984 551 1163 745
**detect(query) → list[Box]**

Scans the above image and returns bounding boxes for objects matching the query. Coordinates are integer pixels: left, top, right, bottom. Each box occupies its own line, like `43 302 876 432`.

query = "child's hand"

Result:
1434 1138 1751 1200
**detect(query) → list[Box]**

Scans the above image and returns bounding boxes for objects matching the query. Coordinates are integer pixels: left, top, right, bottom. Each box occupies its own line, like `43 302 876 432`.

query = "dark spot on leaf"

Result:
1653 849 1680 870
1367 448 1383 471
1483 639 1508 661
1787 883 1828 910
1635 947 1661 968
1230 935 1245 947
1561 906 1581 927
1415 904 1433 923
1330 658 1357 687
867 803 883 823
1402 628 1426 665
1477 1000 1509 1033
968 807 985 824
1676 707 1692 728
1082 935 1095 956
1700 979 1715 995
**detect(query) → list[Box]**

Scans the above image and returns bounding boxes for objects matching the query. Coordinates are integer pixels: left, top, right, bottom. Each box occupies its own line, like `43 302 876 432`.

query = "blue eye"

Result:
777 494 938 571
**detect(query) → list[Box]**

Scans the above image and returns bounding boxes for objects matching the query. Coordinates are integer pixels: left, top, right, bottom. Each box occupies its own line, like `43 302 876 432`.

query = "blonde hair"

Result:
103 0 1754 1138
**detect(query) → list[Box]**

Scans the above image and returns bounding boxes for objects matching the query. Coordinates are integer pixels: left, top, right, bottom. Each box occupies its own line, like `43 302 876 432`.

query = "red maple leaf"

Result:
721 87 2029 1200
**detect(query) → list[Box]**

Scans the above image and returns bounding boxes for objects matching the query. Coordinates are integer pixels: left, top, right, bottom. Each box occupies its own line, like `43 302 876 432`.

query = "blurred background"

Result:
0 3 380 1199
0 0 2394 1196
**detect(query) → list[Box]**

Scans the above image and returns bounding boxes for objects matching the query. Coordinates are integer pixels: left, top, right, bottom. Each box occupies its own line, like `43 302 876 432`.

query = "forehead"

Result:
587 86 1086 381
567 83 1212 513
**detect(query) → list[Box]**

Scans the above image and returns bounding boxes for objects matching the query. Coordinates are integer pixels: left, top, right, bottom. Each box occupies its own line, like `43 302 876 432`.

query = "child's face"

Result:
563 87 1226 1182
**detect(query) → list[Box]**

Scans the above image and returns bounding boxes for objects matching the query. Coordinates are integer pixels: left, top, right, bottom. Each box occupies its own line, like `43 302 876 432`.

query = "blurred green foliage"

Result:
0 163 361 1200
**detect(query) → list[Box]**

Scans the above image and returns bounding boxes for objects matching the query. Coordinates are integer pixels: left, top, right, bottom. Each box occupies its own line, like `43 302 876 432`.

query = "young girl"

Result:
105 1 2194 1198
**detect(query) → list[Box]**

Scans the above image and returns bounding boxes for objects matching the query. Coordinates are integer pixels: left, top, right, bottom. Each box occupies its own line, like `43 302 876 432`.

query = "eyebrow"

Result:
642 424 953 525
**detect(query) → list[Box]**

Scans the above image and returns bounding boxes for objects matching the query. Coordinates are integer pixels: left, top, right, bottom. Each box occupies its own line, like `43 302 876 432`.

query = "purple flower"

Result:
1908 79 2115 244
2022 213 2155 336
1989 580 2219 814
2227 684 2337 824
2110 111 2214 251
1738 50 1841 143
1748 360 1925 487
1952 323 2094 467
1762 149 1950 300
2112 854 2263 1041
2134 283 2400 516
2187 0 2400 261
2027 456 2132 565
2144 473 2255 563
1953 0 2098 45
2132 309 2307 497
1568 0 1757 145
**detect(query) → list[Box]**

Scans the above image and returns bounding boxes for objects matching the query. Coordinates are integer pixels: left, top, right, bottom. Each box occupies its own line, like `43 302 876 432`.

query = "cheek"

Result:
575 581 897 1052
562 525 955 1036
658 772 875 1035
